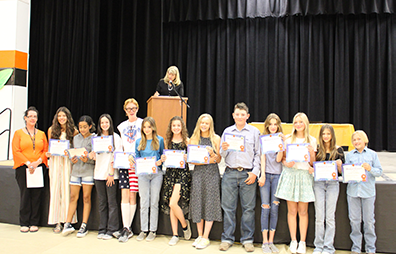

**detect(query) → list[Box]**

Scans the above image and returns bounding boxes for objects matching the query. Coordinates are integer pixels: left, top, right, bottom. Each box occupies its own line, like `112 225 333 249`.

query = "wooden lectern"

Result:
147 96 188 138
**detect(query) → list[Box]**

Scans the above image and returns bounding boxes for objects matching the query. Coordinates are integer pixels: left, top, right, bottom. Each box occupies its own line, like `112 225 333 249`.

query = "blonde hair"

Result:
138 117 160 151
190 113 218 152
316 124 342 161
163 66 181 86
263 113 283 135
352 130 369 146
290 112 311 143
123 98 139 110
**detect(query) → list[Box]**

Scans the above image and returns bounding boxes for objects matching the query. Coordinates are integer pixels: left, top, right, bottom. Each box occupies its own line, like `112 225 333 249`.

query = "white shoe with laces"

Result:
289 240 298 254
192 236 202 247
296 241 306 254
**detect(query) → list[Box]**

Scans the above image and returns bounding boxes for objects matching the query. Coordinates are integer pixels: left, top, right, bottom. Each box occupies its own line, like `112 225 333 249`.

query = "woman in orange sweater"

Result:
12 106 48 233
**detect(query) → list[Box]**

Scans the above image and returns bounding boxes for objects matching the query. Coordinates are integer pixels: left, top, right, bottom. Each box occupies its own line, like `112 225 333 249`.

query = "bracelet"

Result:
108 173 114 177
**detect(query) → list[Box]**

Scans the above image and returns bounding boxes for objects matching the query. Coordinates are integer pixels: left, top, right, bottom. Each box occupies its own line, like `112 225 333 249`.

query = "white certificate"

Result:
135 156 158 174
26 166 44 188
342 163 367 183
66 147 88 159
49 139 70 156
92 135 114 153
286 143 310 162
314 161 338 181
163 149 186 169
113 152 134 169
224 133 246 152
260 133 284 154
187 145 210 164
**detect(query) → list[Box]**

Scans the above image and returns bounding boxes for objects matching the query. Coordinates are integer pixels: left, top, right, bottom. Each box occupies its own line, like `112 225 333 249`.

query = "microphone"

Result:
169 80 175 90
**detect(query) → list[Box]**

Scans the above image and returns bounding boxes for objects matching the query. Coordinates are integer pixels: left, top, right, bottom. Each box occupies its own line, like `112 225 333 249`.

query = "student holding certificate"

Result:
62 116 95 238
219 103 260 252
134 117 164 242
345 131 382 254
258 113 284 254
90 114 122 240
116 98 143 242
161 116 192 246
12 107 48 233
275 112 317 254
189 113 222 249
313 125 345 254
47 107 79 233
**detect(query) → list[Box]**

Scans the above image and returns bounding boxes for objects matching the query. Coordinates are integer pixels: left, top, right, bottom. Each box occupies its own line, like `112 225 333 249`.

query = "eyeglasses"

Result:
125 107 138 112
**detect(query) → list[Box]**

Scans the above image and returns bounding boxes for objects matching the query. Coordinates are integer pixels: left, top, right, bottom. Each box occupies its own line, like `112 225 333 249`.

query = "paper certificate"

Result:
26 166 44 188
113 152 134 169
92 135 113 153
49 139 70 156
135 156 158 174
224 133 246 152
66 147 88 159
187 145 210 164
314 161 338 181
163 149 186 169
286 143 310 162
260 133 284 154
342 163 367 183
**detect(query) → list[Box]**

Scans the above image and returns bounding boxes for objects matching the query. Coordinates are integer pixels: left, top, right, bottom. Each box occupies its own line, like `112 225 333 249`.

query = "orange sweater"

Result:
12 129 48 169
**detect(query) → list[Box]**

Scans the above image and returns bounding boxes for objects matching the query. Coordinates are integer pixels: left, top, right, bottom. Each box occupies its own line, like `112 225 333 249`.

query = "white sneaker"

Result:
136 231 147 241
61 223 75 236
268 243 279 253
262 243 272 254
296 241 306 254
102 234 113 240
169 236 179 246
290 240 298 253
196 238 210 249
146 231 156 242
192 236 202 247
97 233 105 239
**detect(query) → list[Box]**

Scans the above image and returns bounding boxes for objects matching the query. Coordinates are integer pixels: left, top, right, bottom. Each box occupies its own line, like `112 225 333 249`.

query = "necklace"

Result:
25 127 36 150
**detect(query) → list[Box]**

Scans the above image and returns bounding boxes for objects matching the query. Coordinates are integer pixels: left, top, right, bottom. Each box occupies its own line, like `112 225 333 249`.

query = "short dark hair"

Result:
234 102 249 113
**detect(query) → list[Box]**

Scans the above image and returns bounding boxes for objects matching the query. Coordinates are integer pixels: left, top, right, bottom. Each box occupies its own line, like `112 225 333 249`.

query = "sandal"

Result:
53 223 63 234
30 226 39 232
20 226 29 233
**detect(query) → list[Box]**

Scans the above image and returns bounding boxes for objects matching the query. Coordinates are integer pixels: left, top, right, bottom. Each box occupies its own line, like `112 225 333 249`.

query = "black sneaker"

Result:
76 223 88 238
61 223 75 236
118 227 130 243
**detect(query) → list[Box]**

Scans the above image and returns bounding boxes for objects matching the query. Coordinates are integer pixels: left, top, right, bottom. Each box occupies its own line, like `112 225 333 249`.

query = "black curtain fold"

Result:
29 0 162 130
164 0 396 22
28 1 396 152
163 14 396 151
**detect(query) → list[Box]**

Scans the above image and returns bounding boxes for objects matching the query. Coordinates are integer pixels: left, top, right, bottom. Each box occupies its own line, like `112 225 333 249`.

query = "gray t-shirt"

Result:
71 133 95 177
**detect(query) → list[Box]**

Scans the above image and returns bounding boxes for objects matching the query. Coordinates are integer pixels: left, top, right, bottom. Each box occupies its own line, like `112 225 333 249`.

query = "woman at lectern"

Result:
12 106 48 233
153 66 184 97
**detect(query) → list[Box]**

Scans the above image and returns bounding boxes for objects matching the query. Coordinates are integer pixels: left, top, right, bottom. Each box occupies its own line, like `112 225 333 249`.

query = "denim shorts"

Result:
70 175 94 186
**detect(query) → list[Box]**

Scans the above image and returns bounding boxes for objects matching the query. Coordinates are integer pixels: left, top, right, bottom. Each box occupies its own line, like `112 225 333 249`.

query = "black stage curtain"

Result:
28 0 162 131
28 1 396 151
163 14 396 151
164 0 396 22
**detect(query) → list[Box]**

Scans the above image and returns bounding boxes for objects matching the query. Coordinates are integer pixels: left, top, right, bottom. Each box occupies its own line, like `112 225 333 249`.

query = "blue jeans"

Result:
313 181 339 254
221 168 256 245
259 173 280 232
138 173 163 232
347 195 376 253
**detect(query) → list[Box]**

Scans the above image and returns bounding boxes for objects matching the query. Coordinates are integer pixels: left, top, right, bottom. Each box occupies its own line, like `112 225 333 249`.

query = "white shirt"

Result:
285 135 317 170
117 118 143 153
94 133 123 180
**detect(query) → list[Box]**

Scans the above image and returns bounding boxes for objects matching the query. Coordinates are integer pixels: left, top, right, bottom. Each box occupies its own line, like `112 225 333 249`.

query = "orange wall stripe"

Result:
0 50 28 70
